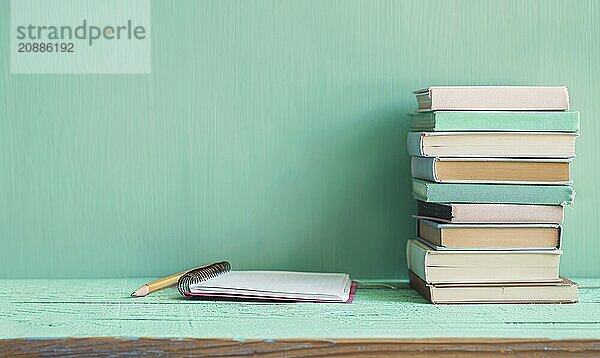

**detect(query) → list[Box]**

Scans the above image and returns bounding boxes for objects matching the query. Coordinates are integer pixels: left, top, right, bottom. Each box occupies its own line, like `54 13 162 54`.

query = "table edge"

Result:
2 337 600 356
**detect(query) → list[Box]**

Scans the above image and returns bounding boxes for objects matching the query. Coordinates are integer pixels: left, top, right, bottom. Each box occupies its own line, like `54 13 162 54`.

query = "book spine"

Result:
410 157 437 182
557 225 563 250
412 179 429 201
408 271 434 303
406 240 428 282
406 132 425 156
432 111 580 132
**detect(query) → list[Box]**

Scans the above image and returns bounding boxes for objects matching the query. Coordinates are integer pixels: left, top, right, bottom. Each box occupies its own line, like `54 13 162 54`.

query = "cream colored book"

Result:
406 239 561 284
417 219 561 250
411 157 571 184
407 132 577 158
413 86 569 111
410 271 578 304
416 201 564 224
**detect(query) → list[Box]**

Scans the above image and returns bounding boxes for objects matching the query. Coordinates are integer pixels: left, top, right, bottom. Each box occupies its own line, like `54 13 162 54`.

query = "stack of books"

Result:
406 86 579 304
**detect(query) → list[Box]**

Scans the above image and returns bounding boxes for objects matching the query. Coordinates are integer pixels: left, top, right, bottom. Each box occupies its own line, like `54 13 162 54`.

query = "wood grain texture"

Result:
2 337 600 357
0 0 599 279
1 279 599 340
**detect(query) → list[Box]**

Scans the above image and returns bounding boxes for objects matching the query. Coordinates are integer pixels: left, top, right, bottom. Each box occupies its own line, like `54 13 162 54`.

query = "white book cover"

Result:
413 86 569 111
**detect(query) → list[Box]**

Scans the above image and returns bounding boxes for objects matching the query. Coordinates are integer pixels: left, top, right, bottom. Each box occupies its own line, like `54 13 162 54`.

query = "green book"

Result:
412 179 574 205
410 111 580 132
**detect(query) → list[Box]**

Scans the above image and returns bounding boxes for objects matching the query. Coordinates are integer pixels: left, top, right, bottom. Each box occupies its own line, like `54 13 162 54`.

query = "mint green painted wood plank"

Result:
1 279 599 339
1 0 600 279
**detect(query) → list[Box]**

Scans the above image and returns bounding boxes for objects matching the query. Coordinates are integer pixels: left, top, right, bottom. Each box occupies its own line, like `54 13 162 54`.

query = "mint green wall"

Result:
1 0 598 278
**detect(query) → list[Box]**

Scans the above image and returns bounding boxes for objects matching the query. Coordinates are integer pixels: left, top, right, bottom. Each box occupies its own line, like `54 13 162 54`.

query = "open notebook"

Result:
178 264 355 303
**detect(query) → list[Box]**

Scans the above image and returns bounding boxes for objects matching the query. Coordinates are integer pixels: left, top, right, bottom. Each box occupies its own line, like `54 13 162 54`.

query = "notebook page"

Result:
189 271 350 299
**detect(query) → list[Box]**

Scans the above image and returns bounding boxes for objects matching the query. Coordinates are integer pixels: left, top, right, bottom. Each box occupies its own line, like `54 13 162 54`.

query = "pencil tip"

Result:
131 285 149 297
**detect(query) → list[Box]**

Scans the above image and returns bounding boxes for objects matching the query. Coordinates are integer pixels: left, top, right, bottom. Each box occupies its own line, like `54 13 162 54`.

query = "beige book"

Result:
409 271 578 304
406 239 561 284
407 132 577 158
416 201 564 224
413 86 569 111
417 219 561 250
411 157 571 184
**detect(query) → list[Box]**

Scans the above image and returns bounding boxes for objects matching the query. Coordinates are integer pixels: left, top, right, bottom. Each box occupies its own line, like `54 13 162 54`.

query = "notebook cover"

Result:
180 282 357 303
412 179 575 205
411 157 572 185
413 86 569 111
409 111 580 132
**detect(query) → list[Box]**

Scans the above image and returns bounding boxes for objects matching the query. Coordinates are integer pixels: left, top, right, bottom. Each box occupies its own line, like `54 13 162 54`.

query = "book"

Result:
179 270 354 303
406 239 561 284
413 86 569 111
411 157 571 184
416 201 564 224
413 179 574 205
407 132 577 158
417 219 561 250
409 111 580 132
409 271 578 304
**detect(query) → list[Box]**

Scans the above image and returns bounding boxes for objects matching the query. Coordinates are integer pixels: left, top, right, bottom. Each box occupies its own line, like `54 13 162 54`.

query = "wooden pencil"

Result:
131 270 189 297
131 263 216 297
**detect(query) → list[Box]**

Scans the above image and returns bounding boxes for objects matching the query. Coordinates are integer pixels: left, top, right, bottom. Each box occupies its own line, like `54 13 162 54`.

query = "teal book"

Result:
409 111 580 132
412 179 574 205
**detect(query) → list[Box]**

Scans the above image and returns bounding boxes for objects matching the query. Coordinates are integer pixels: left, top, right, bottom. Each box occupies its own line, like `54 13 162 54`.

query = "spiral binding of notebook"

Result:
177 261 231 296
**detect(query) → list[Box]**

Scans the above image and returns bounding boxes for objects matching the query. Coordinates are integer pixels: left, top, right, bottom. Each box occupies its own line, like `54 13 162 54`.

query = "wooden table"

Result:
1 278 599 356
